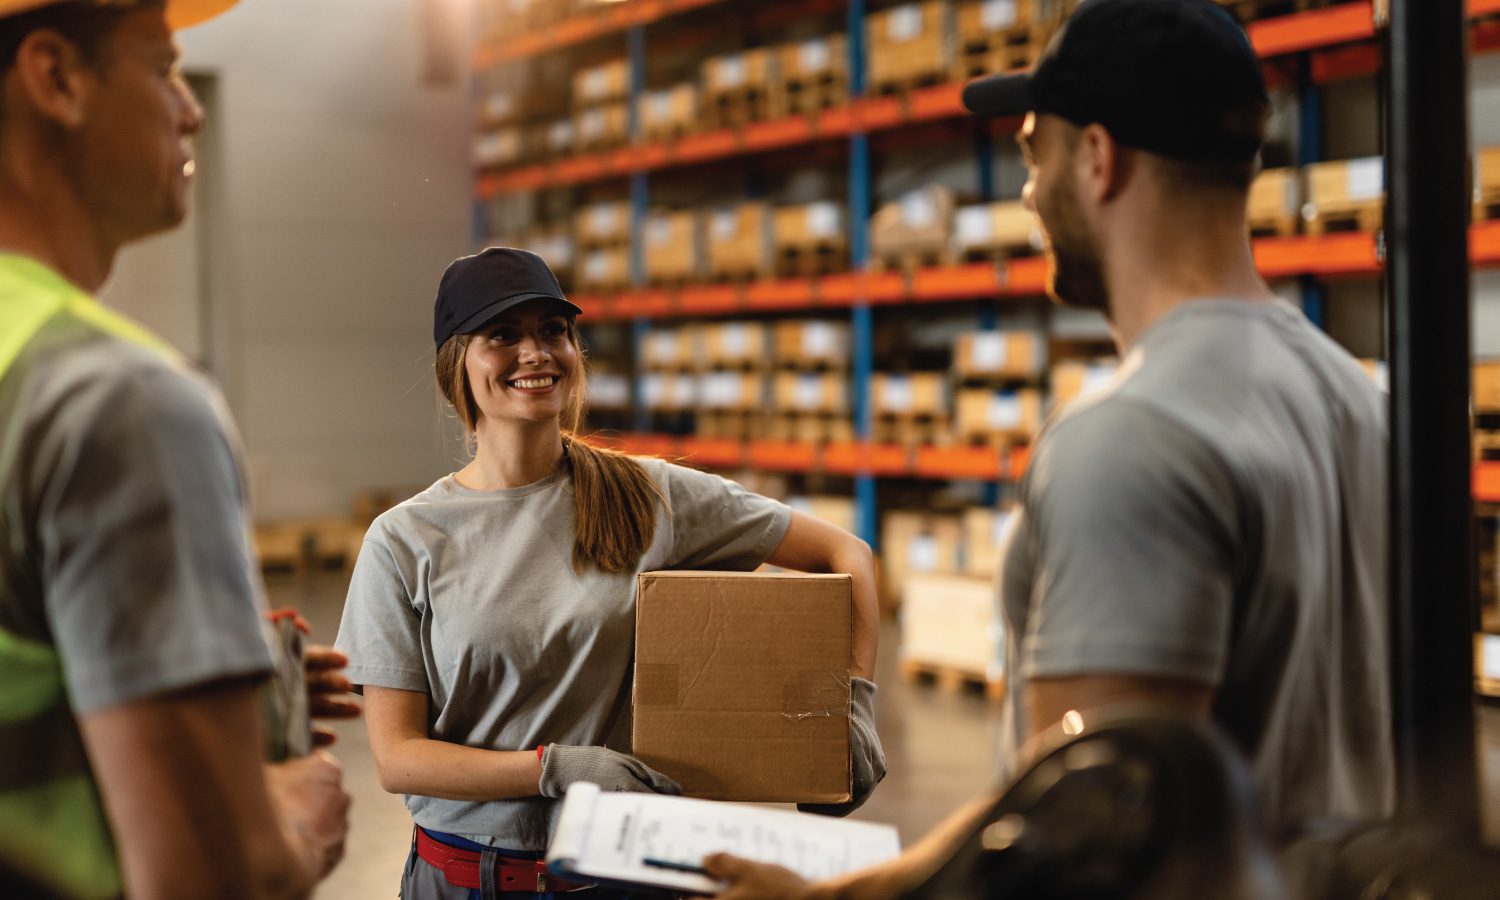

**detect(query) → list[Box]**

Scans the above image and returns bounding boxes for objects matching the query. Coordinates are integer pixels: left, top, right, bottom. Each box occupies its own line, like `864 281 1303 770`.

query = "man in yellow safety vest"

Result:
0 2 351 896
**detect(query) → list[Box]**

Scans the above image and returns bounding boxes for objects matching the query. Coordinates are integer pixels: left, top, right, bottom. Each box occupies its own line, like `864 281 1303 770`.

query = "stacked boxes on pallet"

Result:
772 34 848 118
1476 146 1500 221
572 58 631 151
774 201 847 277
952 0 1041 81
640 83 700 143
643 210 701 285
1050 358 1119 411
574 200 632 292
880 510 963 609
1248 168 1301 238
771 320 851 444
871 186 957 271
872 373 950 447
1302 157 1385 235
640 326 699 417
952 200 1039 262
866 1 954 96
524 223 576 284
707 202 775 281
698 322 770 441
953 331 1045 446
702 49 775 130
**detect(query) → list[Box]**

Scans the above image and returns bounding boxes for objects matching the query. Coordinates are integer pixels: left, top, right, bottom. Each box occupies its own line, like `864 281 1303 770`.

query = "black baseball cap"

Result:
962 0 1268 163
432 247 582 350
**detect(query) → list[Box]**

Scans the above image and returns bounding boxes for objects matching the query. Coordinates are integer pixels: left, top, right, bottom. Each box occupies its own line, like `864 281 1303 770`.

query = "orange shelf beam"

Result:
748 440 819 472
1472 0 1500 17
1248 2 1376 57
1477 463 1500 504
474 0 723 68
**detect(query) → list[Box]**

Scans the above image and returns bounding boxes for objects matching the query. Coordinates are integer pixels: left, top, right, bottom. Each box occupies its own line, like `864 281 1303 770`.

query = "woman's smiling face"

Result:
462 299 579 426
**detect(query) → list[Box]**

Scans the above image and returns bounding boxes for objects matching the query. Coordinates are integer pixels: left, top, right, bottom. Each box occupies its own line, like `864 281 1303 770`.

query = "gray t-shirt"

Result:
1 312 274 723
998 299 1393 828
336 456 793 849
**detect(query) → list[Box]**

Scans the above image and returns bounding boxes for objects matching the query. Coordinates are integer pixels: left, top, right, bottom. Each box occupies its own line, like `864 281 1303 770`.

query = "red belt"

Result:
415 827 591 893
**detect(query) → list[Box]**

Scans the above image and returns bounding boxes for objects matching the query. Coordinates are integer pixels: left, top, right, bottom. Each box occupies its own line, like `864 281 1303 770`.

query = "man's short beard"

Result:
1042 168 1110 316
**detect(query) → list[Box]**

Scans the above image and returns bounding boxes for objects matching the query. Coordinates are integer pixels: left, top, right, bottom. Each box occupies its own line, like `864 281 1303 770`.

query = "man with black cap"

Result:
707 1 1391 895
0 2 350 897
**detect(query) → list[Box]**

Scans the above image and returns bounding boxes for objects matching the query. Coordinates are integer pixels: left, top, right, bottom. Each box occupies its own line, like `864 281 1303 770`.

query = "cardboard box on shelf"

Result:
872 372 949 417
772 34 849 117
575 246 631 293
952 201 1038 259
787 495 858 534
641 83 700 143
542 118 576 157
572 58 630 108
1050 359 1118 410
640 372 698 412
641 327 699 371
952 0 1041 79
1477 361 1500 413
1248 168 1301 237
573 102 630 150
575 201 632 247
1302 157 1384 235
472 128 525 168
522 225 575 278
954 331 1044 380
881 511 963 608
899 572 1003 679
774 320 850 368
774 372 849 414
870 186 957 267
774 201 847 250
633 571 853 803
962 506 1014 579
706 203 774 278
702 321 769 367
697 372 765 411
954 387 1043 443
643 211 701 284
703 48 774 96
867 1 954 93
1478 146 1500 214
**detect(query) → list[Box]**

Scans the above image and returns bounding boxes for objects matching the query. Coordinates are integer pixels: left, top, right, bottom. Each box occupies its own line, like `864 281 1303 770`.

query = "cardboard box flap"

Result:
633 571 853 803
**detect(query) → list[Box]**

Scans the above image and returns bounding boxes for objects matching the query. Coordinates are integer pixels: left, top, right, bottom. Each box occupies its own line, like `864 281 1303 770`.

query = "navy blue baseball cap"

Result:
432 247 582 350
962 0 1268 163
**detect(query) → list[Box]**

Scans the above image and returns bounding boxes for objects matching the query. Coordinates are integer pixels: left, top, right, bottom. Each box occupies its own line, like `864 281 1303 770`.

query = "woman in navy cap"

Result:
335 247 885 899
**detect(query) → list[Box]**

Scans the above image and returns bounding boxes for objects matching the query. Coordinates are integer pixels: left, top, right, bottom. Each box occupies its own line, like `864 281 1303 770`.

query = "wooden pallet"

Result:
775 242 848 278
765 412 853 444
870 246 957 274
770 74 847 119
1248 215 1300 239
705 264 774 284
956 244 1037 265
696 409 765 441
1303 201 1383 236
874 414 952 449
1475 191 1500 223
870 70 949 100
953 28 1038 81
702 88 773 131
900 659 1005 700
641 120 696 144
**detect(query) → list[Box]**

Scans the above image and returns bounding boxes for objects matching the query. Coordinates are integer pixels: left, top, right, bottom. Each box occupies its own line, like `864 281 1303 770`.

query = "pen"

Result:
641 856 710 875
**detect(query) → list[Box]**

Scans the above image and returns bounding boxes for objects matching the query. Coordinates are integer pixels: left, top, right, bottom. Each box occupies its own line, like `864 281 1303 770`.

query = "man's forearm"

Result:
811 794 1002 900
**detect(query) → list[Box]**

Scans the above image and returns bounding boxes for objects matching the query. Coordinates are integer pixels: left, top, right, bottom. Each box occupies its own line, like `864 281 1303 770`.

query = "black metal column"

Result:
1386 0 1478 832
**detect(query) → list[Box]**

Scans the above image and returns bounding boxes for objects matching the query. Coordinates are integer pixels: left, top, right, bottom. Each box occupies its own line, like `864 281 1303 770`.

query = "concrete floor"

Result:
269 571 1500 899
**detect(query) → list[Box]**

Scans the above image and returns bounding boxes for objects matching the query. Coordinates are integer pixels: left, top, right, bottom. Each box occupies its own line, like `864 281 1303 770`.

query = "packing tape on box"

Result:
781 669 852 721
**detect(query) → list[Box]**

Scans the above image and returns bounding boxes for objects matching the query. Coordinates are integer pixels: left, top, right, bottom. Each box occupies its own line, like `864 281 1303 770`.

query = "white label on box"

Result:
647 217 672 246
888 4 924 42
970 333 1008 372
700 374 731 407
907 535 940 572
582 67 609 101
589 205 619 235
580 109 604 140
649 91 673 122
711 209 738 240
807 202 841 238
583 251 611 282
794 375 823 410
955 206 995 246
548 120 575 151
803 322 839 358
799 38 831 73
1484 634 1500 681
987 393 1023 429
1284 176 1299 214
718 54 747 89
1346 157 1384 201
646 331 675 364
981 0 1018 30
484 92 513 121
674 375 698 407
883 376 914 413
900 191 938 228
588 374 632 409
641 374 665 408
721 323 750 356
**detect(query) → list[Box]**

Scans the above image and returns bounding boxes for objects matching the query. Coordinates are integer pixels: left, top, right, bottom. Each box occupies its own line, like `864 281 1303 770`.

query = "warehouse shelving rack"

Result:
472 0 1500 540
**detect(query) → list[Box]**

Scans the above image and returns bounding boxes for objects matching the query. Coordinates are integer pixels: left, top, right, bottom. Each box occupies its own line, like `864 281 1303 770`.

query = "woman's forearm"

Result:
830 541 880 680
375 738 543 802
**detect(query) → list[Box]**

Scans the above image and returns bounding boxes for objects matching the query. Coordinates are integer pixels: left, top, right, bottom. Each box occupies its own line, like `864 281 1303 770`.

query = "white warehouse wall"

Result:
172 0 474 521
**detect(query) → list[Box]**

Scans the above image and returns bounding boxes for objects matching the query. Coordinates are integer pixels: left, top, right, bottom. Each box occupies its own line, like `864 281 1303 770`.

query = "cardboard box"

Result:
1050 359 1118 410
633 571 853 803
703 48 774 95
955 387 1043 442
881 511 963 607
472 128 525 168
956 0 1037 41
1478 146 1500 200
774 372 848 414
873 372 948 417
573 102 630 150
1248 168 1300 234
641 327 698 370
870 186 956 261
706 203 774 277
643 211 700 283
576 201 632 247
1477 361 1500 412
1303 157 1385 221
774 201 846 250
777 33 848 84
774 320 850 367
524 225 575 277
954 331 1044 380
641 83 700 142
697 372 764 410
572 58 630 107
867 1 953 90
576 246 630 292
962 506 1014 579
899 572 1003 678
952 201 1038 256
640 372 697 411
702 321 768 366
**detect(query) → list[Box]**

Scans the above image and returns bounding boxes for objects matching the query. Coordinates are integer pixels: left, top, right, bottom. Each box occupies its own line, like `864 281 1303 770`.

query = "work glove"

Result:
537 744 683 798
799 676 888 817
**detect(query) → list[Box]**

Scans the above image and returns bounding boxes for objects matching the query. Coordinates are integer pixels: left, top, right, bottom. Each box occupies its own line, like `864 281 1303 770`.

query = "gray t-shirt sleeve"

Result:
337 533 428 693
35 354 273 713
1021 400 1240 686
655 461 793 571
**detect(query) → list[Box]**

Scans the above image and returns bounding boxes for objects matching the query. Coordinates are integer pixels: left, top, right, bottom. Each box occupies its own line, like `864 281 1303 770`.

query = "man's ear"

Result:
1077 123 1129 205
11 29 94 130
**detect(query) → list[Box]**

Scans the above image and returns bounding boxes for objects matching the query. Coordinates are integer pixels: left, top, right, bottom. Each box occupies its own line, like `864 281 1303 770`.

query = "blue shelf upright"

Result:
848 0 879 549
